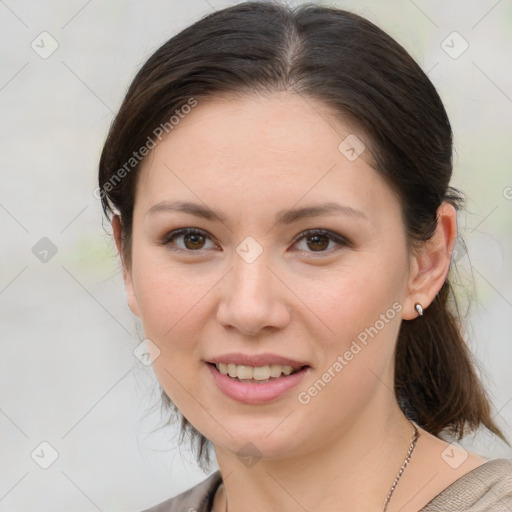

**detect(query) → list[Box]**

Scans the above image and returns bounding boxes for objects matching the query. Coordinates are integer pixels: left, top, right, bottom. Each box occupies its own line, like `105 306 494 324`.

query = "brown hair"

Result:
98 1 507 470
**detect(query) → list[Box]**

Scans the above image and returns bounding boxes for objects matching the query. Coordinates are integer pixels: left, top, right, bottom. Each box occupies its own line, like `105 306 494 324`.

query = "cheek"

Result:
129 250 219 393
131 260 214 418
130 246 217 340
294 304 402 437
301 257 404 342
294 256 405 410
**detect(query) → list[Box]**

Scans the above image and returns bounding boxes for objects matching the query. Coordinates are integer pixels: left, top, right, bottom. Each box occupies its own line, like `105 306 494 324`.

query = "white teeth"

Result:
237 365 254 380
282 365 293 376
270 364 284 377
252 365 271 380
227 363 237 378
215 362 300 380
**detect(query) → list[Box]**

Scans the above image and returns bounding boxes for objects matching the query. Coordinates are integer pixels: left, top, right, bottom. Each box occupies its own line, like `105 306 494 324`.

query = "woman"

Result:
98 2 512 510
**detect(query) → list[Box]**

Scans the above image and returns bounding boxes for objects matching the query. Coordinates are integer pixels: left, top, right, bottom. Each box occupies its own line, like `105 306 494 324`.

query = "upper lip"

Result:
207 353 310 368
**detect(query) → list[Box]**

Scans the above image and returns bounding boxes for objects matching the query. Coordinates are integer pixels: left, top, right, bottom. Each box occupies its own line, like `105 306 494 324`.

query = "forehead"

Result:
134 92 402 228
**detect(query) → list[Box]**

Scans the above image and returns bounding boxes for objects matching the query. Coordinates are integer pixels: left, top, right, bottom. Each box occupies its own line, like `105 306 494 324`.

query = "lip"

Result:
206 353 310 368
206 362 311 405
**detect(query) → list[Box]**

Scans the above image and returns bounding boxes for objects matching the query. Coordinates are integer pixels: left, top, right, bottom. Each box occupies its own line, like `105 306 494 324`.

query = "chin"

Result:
210 420 308 461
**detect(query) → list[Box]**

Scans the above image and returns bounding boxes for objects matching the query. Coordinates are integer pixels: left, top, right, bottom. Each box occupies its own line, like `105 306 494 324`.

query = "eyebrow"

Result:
146 200 368 225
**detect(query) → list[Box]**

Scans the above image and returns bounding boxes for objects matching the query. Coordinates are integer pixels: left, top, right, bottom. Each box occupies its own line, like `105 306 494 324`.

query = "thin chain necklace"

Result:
220 421 420 512
382 421 420 511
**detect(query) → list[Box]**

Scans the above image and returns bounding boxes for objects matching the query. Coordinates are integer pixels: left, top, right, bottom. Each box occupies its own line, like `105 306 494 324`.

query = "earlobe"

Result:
112 215 141 318
402 202 457 320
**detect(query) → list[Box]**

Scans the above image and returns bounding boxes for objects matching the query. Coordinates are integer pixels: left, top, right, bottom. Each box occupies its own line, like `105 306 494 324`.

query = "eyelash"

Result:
160 228 349 256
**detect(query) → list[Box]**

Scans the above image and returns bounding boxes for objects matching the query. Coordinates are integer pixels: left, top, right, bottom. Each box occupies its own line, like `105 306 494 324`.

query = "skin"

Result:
113 93 486 511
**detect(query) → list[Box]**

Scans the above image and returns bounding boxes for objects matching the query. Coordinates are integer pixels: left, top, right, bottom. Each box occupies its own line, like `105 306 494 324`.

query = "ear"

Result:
112 215 141 318
402 202 457 320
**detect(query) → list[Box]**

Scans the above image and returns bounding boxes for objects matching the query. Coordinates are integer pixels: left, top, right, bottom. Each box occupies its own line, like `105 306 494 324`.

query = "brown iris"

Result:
183 232 206 250
306 234 329 251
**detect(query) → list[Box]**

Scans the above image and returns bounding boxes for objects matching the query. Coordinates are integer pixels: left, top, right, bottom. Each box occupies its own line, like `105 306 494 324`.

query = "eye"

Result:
160 227 349 255
161 228 218 252
292 229 348 254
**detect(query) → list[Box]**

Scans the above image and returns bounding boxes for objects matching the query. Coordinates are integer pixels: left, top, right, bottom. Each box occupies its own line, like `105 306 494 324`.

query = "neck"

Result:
213 400 416 512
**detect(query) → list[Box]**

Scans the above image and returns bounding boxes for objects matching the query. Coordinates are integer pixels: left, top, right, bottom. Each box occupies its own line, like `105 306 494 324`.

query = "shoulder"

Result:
141 471 223 512
420 458 512 512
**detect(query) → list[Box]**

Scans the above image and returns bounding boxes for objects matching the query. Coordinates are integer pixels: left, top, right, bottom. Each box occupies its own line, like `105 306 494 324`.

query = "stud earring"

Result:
414 303 423 317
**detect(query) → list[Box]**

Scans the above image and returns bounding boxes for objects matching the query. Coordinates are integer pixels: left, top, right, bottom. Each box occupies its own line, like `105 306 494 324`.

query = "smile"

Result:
206 362 310 404
214 362 303 381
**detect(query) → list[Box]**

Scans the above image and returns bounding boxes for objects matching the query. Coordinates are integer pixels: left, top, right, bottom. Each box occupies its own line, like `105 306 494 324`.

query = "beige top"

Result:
143 458 512 512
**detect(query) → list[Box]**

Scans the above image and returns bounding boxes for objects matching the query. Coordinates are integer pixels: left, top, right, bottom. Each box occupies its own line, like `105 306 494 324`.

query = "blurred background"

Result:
1 0 511 510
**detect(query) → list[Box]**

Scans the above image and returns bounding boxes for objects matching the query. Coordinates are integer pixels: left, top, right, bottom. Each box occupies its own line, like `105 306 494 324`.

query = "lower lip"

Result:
206 363 310 405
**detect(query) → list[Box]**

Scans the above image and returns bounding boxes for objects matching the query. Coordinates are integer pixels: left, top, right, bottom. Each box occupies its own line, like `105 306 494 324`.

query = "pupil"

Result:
185 233 204 250
308 234 328 251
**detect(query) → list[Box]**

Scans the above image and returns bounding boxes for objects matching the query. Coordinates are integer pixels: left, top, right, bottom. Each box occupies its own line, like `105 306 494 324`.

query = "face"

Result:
121 92 416 460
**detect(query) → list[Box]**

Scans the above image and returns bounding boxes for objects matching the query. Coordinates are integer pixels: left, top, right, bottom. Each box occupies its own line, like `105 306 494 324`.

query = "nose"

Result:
216 255 291 336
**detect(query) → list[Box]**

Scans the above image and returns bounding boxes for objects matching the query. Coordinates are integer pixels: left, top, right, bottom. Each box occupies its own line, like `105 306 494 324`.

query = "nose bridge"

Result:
233 252 270 299
231 234 274 299
216 245 290 335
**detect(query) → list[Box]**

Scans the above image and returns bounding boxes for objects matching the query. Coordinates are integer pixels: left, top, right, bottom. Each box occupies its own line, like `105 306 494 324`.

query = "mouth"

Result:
204 353 312 404
206 360 311 404
207 362 309 383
